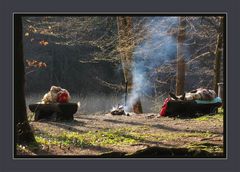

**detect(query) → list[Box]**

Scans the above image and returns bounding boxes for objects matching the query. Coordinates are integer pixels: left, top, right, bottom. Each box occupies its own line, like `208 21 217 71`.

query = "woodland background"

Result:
22 16 224 113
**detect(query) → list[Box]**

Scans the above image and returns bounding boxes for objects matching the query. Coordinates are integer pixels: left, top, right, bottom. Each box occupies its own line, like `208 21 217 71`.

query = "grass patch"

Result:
35 135 66 146
187 142 223 153
195 108 224 121
34 128 140 148
85 130 137 146
34 126 215 147
27 112 35 121
32 125 221 154
16 141 40 155
129 128 214 143
16 144 30 154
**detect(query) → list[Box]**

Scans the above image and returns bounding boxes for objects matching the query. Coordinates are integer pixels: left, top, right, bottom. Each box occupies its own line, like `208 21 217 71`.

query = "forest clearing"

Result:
14 15 225 158
16 108 224 157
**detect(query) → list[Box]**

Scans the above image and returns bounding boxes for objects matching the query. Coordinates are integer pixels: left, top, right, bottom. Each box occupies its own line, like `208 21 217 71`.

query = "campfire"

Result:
110 80 142 116
110 104 129 116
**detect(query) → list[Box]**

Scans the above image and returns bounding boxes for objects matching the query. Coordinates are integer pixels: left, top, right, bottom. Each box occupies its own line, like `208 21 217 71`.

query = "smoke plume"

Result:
125 17 179 111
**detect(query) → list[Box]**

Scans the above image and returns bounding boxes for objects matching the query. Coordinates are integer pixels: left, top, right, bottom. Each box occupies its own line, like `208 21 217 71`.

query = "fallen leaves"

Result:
39 40 49 46
26 59 47 68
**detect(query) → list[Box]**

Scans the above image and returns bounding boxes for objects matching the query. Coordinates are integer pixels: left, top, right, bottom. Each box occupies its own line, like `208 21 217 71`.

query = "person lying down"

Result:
169 88 217 101
41 86 71 104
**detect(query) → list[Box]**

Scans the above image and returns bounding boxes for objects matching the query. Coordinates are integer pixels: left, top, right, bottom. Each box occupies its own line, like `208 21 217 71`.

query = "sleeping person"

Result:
169 88 217 101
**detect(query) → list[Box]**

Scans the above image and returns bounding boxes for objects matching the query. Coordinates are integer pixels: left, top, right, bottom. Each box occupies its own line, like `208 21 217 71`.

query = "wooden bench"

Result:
29 103 78 121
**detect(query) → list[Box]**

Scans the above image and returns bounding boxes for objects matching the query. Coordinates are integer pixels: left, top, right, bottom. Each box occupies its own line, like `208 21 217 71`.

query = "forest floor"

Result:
17 109 224 158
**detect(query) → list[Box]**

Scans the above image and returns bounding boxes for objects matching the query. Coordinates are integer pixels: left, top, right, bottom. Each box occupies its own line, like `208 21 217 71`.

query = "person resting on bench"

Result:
169 88 217 101
41 86 71 104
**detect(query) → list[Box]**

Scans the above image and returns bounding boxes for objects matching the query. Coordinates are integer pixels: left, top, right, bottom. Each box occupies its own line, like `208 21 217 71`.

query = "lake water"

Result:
25 93 164 114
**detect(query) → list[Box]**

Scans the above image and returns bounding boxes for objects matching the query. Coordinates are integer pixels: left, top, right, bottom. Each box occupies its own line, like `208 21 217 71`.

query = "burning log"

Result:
110 80 142 115
125 80 143 114
133 98 143 114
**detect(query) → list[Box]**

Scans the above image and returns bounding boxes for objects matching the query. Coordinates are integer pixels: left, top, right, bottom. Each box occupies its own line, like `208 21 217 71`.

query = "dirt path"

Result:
18 112 224 157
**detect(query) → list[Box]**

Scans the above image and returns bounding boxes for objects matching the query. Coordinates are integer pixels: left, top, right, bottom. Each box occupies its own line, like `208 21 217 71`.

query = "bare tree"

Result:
22 16 224 111
117 16 143 113
176 17 186 96
213 17 224 93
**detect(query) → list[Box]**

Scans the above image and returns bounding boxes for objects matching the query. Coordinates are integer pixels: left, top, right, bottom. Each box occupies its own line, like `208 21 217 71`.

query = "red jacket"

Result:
160 98 171 116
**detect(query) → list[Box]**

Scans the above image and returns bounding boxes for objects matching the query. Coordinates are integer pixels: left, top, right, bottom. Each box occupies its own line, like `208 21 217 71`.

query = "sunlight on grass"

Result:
127 127 214 143
34 125 217 152
86 130 137 146
16 144 28 152
187 142 223 153
195 108 224 121
34 128 139 148
35 135 65 146
16 142 40 155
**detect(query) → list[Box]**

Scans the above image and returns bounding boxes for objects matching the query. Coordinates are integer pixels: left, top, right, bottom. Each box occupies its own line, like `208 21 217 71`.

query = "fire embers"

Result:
110 105 129 116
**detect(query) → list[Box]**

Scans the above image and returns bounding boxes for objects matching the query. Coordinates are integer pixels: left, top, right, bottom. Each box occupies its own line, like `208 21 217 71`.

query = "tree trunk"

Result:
176 17 186 96
117 16 133 88
117 16 143 113
213 17 224 93
14 15 35 144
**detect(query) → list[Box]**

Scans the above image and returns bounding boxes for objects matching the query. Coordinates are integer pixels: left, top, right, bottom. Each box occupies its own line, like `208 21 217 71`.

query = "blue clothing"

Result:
195 97 222 104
